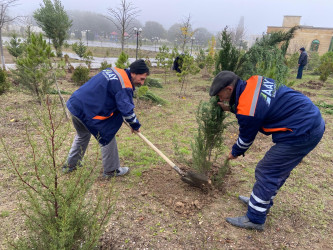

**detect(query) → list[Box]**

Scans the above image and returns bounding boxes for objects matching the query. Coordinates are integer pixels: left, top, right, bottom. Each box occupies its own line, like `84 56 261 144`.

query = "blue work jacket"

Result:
67 67 141 146
232 75 323 157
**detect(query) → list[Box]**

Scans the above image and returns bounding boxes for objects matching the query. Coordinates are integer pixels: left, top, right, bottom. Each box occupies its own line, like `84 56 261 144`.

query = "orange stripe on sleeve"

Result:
262 127 293 133
93 112 114 120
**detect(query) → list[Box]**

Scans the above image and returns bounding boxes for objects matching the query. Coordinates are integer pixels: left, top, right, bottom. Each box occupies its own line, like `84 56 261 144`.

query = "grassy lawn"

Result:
0 67 332 249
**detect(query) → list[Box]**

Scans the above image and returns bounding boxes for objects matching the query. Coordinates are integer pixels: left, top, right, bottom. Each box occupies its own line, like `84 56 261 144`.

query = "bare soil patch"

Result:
191 85 209 92
138 165 216 216
299 90 316 97
299 80 325 89
150 68 165 74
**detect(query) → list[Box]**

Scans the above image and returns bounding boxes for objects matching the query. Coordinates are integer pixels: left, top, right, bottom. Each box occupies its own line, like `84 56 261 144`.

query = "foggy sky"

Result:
15 0 333 36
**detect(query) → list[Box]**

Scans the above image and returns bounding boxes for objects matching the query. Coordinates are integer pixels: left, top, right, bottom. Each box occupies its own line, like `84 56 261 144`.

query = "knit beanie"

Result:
129 59 150 75
209 71 239 96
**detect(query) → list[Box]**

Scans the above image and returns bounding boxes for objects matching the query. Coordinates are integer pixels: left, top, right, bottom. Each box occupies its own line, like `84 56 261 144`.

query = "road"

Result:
4 37 159 69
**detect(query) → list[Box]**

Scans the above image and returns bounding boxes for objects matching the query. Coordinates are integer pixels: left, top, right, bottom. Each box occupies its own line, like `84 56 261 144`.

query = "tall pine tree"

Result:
34 0 72 57
215 27 241 74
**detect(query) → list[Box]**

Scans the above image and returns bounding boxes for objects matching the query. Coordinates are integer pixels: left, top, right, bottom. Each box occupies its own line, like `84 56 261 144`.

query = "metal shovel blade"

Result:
181 171 211 188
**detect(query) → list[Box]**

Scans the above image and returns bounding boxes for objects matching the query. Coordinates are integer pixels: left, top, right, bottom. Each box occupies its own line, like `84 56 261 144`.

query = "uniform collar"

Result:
125 68 135 90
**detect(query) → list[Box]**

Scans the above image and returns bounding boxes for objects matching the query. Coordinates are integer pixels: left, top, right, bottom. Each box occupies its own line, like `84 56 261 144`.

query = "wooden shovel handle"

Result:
135 131 185 176
124 122 184 176
135 131 175 167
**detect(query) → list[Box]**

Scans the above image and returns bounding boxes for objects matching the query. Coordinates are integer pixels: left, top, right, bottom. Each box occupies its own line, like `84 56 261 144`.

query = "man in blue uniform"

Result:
63 59 149 177
297 47 308 79
210 71 325 230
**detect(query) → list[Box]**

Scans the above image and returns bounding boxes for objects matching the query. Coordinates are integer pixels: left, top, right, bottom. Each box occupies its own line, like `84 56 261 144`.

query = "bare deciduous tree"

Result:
179 14 194 52
0 0 20 70
20 16 33 41
105 0 140 51
231 16 247 49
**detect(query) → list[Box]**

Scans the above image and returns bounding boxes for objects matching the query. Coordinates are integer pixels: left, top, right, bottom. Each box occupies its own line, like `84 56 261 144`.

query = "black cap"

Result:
129 59 150 75
209 71 239 96
300 47 305 51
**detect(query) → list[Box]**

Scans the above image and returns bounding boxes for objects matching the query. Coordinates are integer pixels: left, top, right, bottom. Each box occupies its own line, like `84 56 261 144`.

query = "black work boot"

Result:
226 215 264 231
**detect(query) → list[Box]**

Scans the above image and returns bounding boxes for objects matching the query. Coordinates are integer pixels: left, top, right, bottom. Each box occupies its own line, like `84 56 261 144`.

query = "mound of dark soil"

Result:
299 90 316 97
299 80 324 90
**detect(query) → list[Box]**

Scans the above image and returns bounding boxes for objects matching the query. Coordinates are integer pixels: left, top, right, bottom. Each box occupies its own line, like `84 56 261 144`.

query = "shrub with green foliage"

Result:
196 49 206 70
317 51 333 82
214 26 296 84
237 27 297 83
1 97 115 249
286 52 299 70
137 85 167 105
33 0 72 57
84 50 94 69
215 27 241 74
72 39 87 59
156 45 172 84
307 51 320 72
144 77 163 88
191 96 227 175
100 60 112 70
11 33 56 103
0 68 9 95
137 85 149 97
195 49 215 78
6 33 24 59
115 51 130 69
72 66 90 85
176 52 200 96
315 101 333 115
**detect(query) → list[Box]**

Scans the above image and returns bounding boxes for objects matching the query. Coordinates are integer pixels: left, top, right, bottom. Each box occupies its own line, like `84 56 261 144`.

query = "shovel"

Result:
127 125 211 188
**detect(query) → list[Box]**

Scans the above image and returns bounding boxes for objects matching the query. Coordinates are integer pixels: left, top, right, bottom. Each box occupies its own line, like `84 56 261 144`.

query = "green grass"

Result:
1 67 332 249
0 211 9 218
315 100 333 114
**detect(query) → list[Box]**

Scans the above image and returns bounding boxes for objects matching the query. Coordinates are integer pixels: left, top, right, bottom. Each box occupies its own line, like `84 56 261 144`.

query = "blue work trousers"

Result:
247 119 325 224
297 65 305 79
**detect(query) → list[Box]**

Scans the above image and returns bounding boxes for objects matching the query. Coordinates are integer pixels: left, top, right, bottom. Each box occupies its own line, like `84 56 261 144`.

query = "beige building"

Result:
267 16 333 55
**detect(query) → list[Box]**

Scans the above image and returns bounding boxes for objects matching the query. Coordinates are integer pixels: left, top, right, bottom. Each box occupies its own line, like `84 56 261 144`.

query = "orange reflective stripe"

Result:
237 75 262 116
113 67 132 89
262 127 293 132
93 112 114 120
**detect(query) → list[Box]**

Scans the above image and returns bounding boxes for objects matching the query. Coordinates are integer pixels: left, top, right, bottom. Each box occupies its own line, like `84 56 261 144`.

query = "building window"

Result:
310 39 320 52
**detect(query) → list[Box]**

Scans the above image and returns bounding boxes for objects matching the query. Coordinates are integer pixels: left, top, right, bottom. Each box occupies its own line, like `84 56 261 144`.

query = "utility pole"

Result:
134 27 142 60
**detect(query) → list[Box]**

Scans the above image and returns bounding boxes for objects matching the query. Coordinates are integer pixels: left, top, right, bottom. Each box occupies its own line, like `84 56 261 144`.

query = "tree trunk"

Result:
0 31 6 70
121 31 125 52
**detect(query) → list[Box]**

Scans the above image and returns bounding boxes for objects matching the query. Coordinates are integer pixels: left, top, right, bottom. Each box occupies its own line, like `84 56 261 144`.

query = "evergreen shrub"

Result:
317 51 333 82
0 68 9 95
115 51 130 69
145 77 163 88
11 33 55 103
72 66 90 85
137 86 167 105
307 51 320 72
1 97 115 249
100 60 112 70
191 96 227 175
